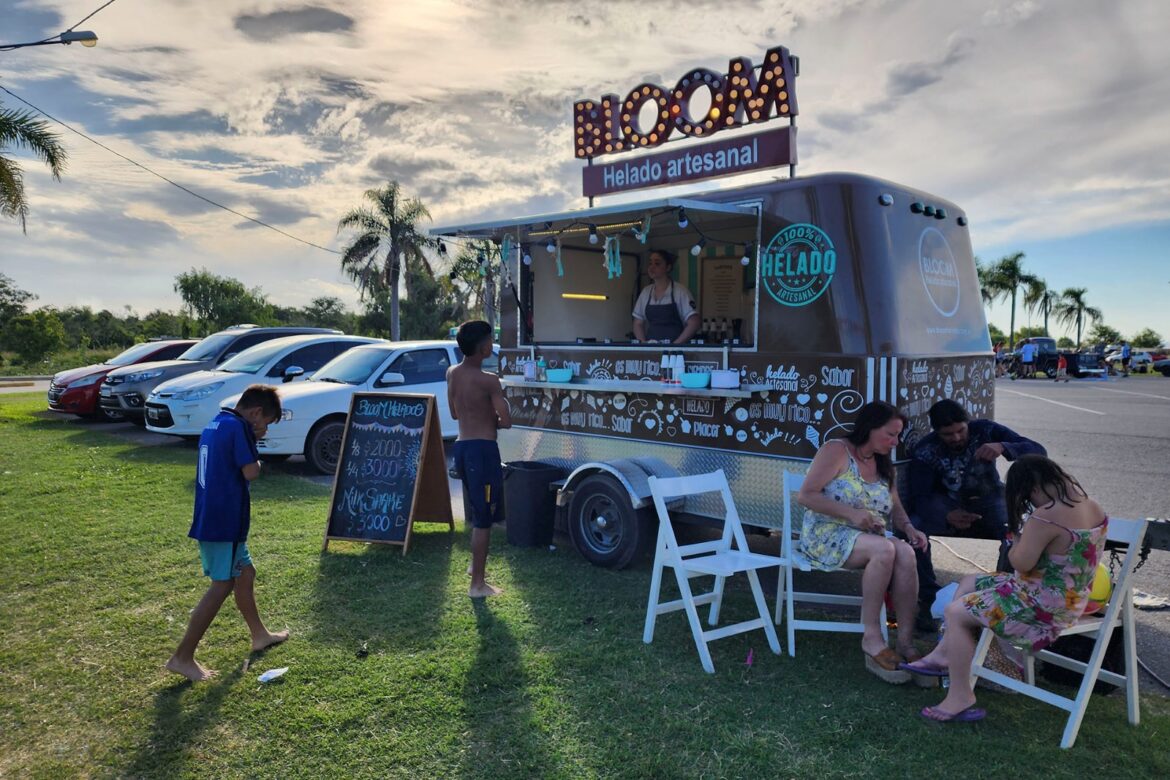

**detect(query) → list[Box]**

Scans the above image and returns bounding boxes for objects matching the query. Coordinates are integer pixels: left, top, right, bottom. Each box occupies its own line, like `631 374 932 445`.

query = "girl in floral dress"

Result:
797 402 928 683
904 455 1108 722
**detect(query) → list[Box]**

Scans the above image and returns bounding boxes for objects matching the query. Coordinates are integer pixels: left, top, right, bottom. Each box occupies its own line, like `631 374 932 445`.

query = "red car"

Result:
48 339 196 421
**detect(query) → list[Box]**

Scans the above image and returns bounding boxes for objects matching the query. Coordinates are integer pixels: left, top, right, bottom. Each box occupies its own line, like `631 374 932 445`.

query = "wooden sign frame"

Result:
322 392 454 555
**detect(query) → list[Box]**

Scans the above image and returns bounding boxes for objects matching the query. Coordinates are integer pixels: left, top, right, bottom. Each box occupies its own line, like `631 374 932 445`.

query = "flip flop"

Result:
920 705 986 723
898 660 949 677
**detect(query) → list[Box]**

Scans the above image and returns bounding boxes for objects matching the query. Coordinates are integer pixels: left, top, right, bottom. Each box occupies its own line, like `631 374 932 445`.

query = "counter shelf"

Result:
500 376 770 399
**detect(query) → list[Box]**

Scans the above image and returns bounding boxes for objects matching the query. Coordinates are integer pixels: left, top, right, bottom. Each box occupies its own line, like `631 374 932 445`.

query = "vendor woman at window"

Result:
632 249 700 344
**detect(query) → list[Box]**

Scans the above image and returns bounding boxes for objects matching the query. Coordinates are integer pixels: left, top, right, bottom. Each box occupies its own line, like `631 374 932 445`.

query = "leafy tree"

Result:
303 296 351 331
1 104 68 232
138 309 189 340
987 323 1006 346
400 253 463 340
1013 325 1047 343
174 268 272 333
1024 278 1059 337
981 252 1037 350
0 272 36 329
1 309 64 364
1086 323 1121 347
337 181 434 341
1130 328 1163 349
1057 336 1075 349
1053 288 1102 349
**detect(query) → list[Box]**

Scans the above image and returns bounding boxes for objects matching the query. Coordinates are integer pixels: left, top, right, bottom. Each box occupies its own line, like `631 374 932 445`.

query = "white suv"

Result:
145 334 383 437
232 340 494 474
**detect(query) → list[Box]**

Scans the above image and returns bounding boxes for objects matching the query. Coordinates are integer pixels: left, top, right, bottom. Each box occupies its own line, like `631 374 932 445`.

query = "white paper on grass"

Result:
258 667 289 683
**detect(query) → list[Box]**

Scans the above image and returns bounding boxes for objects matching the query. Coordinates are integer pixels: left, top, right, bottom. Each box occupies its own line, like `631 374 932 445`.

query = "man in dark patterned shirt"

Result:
906 399 1046 632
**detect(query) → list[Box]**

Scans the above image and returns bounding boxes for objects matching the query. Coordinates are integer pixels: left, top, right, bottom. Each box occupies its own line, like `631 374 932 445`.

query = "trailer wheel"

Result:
568 474 652 569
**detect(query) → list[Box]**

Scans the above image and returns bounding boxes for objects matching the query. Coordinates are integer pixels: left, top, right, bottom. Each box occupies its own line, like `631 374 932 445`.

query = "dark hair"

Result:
1004 454 1087 534
237 384 281 421
928 398 969 430
456 320 492 358
648 248 676 269
845 401 908 485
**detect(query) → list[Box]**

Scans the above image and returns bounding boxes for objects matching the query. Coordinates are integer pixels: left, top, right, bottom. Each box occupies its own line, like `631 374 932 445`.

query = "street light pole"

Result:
0 31 98 51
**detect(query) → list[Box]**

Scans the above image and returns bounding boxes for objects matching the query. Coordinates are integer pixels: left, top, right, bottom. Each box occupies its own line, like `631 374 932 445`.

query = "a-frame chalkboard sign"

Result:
322 392 454 554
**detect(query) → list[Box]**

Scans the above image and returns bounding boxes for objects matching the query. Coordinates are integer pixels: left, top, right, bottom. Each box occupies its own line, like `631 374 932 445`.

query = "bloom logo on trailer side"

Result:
760 223 836 307
918 227 960 317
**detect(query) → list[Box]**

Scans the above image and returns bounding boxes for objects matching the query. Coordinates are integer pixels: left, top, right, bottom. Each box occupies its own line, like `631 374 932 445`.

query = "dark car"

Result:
1154 357 1170 378
1008 337 1101 379
100 325 342 425
48 339 197 422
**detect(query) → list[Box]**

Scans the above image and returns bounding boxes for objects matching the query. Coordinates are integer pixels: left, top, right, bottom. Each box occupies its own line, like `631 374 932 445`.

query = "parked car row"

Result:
49 324 493 475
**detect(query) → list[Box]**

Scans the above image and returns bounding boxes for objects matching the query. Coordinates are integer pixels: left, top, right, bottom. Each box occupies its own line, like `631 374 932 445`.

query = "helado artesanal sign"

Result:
575 45 799 197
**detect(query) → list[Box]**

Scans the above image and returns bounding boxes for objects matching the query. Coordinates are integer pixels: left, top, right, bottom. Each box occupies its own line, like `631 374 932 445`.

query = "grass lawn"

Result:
2 393 1168 779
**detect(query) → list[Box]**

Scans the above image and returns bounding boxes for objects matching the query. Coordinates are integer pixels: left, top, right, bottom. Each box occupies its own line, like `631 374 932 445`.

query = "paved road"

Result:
8 373 1169 692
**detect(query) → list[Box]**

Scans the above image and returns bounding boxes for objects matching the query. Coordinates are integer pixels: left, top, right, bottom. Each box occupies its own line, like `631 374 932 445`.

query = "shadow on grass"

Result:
459 598 556 779
121 666 244 777
306 528 453 652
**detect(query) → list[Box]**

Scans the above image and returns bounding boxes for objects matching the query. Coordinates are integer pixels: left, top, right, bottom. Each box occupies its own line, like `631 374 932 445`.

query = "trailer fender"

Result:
558 457 682 510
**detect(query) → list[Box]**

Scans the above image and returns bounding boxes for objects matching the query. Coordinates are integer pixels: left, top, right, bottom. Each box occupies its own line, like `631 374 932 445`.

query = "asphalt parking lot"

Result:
9 373 1170 693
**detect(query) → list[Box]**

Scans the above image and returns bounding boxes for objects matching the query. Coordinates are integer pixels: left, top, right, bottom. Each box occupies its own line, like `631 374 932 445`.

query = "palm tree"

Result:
1052 287 1102 349
1 104 68 233
988 252 1036 349
975 257 999 306
1024 278 1059 337
337 182 433 341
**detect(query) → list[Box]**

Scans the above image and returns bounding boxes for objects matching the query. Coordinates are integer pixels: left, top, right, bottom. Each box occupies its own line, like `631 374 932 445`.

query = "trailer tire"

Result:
568 474 652 569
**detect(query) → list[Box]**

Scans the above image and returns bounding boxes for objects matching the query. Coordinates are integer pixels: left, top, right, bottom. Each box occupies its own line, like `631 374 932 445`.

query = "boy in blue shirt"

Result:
166 385 287 682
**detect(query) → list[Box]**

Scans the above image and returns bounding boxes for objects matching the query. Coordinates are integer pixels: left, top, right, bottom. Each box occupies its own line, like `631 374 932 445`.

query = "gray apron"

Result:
645 282 685 342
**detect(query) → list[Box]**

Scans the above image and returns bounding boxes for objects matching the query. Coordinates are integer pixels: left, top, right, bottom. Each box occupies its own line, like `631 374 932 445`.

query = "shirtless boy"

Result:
447 320 512 598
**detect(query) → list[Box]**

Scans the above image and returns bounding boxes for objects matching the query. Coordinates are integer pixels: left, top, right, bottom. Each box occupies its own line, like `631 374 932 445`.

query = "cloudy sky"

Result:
2 0 1168 342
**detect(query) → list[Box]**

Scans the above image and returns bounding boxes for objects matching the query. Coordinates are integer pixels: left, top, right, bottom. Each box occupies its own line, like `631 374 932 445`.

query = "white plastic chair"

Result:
775 470 887 656
642 470 783 673
969 516 1147 749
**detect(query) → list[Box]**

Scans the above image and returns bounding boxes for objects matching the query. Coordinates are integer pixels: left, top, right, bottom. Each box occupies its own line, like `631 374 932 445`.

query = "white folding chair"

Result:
775 470 887 656
969 517 1147 749
642 470 783 673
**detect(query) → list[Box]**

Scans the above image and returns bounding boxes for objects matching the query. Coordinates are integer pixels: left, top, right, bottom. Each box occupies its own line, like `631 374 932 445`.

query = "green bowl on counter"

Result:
545 368 574 383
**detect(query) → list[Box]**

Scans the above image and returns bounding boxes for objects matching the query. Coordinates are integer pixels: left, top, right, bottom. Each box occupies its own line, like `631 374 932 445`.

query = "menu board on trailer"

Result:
322 392 453 554
701 255 747 323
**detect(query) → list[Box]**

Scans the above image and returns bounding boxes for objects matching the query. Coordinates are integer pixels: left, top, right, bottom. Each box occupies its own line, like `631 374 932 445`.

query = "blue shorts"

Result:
199 541 252 581
452 440 503 529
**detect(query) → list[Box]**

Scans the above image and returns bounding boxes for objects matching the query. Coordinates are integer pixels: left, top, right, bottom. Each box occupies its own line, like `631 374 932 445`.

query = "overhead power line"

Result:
1 0 119 49
0 83 342 255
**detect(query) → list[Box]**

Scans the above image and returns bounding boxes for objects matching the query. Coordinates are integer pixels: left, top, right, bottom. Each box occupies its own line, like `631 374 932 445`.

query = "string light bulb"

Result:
741 242 754 266
690 237 707 256
588 224 599 244
546 239 556 254
437 240 447 256
522 246 532 266
677 208 688 229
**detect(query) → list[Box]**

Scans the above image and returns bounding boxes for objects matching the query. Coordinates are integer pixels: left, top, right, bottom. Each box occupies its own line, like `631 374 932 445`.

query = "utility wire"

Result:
0 83 342 254
2 0 119 48
65 0 119 33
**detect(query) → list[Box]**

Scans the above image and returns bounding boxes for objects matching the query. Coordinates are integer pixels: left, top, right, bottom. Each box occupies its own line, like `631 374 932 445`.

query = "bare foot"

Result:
166 656 216 682
469 582 503 598
251 629 289 652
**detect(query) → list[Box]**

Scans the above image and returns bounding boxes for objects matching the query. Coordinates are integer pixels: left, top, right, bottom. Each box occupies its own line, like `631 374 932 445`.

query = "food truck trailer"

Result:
432 46 994 568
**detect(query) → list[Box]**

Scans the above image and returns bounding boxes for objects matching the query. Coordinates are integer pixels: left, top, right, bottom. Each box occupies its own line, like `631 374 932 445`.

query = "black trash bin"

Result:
503 461 564 547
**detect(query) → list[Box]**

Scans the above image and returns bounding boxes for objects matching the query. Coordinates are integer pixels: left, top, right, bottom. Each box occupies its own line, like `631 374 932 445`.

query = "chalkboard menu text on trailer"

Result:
323 392 453 554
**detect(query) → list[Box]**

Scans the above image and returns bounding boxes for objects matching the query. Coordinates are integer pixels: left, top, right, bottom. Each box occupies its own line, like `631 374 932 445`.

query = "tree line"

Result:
977 252 1161 350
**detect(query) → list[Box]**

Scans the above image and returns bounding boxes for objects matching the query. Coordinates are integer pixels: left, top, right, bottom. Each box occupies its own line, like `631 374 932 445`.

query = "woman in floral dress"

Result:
797 401 928 683
905 455 1108 722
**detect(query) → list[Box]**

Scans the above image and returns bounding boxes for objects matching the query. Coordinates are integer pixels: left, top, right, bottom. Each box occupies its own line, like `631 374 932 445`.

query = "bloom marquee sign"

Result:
574 45 799 196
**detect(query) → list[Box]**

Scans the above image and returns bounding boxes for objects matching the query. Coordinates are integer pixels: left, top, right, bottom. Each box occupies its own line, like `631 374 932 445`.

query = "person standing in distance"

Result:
166 384 288 682
631 249 701 344
448 320 512 598
1119 340 1132 377
1017 340 1037 380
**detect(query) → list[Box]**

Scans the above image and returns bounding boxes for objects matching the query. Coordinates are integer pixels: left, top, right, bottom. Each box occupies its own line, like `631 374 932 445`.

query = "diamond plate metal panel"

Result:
499 428 808 529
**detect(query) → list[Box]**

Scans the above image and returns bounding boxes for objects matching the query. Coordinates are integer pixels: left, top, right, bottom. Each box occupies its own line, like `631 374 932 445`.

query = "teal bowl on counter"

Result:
680 372 711 389
545 368 574 383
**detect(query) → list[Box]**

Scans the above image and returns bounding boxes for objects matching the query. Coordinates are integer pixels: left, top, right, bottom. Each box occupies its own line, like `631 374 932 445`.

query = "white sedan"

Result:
145 334 383 437
230 340 492 474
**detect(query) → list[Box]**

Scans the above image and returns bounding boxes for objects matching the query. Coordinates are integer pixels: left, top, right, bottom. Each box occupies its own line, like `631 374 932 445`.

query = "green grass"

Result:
1 393 1168 779
0 348 120 376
